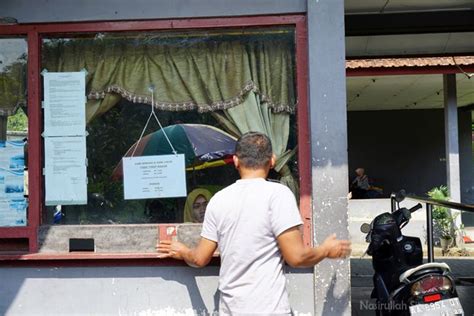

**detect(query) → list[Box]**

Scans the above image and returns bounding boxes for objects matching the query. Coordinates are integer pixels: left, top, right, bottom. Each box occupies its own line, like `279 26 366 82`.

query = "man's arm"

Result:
157 237 217 268
277 226 351 268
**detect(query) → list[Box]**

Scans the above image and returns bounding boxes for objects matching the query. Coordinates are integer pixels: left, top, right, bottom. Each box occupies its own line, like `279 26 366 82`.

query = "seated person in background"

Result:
184 188 213 223
350 168 382 199
351 168 370 198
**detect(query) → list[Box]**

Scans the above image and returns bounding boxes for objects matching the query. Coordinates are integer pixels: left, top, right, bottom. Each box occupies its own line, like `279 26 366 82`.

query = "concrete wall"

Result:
459 108 474 203
459 108 474 225
37 224 207 253
0 266 313 316
348 109 473 203
0 2 316 316
1 0 306 23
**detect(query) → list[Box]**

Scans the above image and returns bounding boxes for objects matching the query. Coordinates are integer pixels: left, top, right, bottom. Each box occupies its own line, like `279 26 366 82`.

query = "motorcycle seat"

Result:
399 262 450 283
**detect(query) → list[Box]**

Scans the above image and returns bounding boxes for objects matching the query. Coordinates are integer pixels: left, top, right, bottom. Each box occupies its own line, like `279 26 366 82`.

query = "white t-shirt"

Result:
201 178 303 316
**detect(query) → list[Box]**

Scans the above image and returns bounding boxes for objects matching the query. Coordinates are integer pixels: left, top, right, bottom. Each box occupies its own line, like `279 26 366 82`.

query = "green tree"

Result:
7 108 27 131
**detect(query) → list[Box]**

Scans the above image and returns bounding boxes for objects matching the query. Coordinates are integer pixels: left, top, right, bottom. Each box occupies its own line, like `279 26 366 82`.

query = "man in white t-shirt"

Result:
157 132 351 315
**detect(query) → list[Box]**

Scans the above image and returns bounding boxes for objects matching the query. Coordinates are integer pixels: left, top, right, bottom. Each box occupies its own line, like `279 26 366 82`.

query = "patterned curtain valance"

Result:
42 36 296 122
87 80 292 113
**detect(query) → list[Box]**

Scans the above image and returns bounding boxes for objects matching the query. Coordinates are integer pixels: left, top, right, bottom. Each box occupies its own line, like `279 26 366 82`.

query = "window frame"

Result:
0 15 311 262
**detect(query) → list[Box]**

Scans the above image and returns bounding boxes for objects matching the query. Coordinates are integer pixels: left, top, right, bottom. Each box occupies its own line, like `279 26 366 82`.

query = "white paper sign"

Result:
43 71 86 136
44 136 87 205
123 154 187 200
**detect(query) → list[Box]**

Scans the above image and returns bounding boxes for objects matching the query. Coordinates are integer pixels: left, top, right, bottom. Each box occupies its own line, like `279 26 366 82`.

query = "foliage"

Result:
427 185 457 239
1 51 27 123
7 108 27 131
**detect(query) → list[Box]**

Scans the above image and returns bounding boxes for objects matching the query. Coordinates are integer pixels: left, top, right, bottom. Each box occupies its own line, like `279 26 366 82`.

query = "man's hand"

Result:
156 240 189 260
277 227 352 268
320 234 352 259
156 237 218 268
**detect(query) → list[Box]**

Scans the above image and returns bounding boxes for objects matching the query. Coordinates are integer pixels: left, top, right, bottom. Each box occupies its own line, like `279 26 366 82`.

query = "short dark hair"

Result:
235 132 273 169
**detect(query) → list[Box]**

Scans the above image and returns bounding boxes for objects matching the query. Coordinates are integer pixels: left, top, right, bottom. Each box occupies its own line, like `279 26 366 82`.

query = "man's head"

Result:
355 168 365 176
234 132 275 173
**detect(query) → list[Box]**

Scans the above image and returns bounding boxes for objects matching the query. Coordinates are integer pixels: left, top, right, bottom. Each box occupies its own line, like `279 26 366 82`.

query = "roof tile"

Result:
346 56 474 69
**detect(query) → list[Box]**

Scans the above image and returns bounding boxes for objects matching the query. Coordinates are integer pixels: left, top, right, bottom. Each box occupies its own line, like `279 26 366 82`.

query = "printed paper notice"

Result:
45 136 87 205
43 71 86 136
123 154 187 200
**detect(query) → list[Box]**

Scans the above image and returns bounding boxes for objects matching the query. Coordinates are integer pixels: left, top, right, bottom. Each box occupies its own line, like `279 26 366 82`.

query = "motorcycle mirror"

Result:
394 189 406 203
360 223 371 234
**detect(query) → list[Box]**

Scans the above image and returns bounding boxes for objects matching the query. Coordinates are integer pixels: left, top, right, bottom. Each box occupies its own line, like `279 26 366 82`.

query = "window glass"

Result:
0 38 28 227
41 27 297 225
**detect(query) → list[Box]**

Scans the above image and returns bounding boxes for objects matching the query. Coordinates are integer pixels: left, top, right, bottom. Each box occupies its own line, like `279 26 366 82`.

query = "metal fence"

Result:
390 193 474 262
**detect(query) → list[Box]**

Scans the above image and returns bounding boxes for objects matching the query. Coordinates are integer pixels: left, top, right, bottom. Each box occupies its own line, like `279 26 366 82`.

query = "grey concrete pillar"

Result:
443 74 462 230
307 0 351 315
443 74 461 202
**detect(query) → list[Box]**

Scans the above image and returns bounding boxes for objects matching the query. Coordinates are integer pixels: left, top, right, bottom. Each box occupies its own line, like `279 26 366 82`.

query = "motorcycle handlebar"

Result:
366 203 422 256
408 203 422 213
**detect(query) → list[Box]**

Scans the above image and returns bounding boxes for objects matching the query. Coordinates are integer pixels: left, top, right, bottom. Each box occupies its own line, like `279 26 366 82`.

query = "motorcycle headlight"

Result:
411 275 452 296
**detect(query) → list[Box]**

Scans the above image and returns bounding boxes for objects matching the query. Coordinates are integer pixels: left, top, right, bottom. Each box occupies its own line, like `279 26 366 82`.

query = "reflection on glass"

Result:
41 28 297 225
0 38 28 227
0 38 28 134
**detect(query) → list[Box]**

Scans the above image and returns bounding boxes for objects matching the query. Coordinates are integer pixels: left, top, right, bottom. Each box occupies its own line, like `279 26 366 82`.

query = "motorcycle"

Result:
360 191 464 315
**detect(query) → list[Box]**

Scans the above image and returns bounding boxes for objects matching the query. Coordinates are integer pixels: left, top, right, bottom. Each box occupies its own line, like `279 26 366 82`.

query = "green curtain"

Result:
213 91 299 197
42 37 295 122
